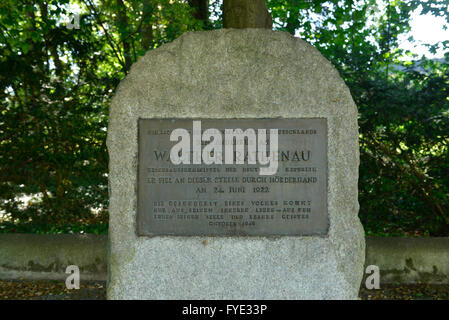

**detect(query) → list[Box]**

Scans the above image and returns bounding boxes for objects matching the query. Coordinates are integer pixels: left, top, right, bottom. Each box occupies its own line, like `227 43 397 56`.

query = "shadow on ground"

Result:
1 280 448 300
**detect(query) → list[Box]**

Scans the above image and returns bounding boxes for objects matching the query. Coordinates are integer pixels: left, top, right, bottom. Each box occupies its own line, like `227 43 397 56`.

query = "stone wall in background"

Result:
1 235 448 285
0 234 107 281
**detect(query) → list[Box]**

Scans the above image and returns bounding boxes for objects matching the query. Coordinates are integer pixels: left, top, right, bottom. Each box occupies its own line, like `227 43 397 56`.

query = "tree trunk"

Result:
223 0 272 29
117 0 132 73
141 0 154 50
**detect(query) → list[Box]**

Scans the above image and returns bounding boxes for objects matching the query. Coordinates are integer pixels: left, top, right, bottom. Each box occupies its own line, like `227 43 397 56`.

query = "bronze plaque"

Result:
137 118 328 236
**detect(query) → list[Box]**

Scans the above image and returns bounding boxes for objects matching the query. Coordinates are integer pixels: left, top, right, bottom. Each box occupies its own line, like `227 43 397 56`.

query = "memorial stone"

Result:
107 29 365 299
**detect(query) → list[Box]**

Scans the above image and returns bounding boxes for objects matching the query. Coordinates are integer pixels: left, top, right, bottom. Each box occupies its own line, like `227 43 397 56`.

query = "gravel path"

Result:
1 280 448 300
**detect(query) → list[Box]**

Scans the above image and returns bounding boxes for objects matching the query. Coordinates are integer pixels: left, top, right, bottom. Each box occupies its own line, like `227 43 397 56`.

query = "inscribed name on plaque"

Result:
137 118 328 236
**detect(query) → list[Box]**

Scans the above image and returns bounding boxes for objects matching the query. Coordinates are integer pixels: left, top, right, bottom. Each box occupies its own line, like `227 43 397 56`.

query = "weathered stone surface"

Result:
107 29 365 299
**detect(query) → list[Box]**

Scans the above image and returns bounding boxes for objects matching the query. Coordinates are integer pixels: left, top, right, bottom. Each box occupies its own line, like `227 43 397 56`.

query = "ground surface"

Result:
358 283 449 300
0 279 106 300
0 280 448 300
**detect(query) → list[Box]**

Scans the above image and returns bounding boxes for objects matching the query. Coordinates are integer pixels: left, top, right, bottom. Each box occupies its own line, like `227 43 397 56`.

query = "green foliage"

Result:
1 0 448 236
357 62 449 236
0 220 108 234
0 0 112 228
268 0 449 236
0 0 202 231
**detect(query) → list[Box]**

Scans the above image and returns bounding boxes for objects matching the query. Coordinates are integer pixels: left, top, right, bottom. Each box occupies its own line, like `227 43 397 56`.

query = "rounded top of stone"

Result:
109 28 356 124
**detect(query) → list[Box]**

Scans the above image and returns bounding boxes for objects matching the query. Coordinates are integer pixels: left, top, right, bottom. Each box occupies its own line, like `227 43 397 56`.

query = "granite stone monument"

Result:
106 29 365 299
